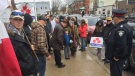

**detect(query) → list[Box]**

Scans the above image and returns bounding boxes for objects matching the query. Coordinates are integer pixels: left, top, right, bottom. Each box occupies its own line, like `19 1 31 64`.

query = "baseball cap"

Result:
10 10 24 20
38 16 47 21
106 17 112 21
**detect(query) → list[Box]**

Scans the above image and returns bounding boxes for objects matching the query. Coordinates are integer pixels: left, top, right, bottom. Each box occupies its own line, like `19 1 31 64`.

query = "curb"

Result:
86 48 110 75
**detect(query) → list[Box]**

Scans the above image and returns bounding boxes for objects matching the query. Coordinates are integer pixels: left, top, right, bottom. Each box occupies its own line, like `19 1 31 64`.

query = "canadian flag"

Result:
0 0 22 76
16 3 35 17
0 20 22 76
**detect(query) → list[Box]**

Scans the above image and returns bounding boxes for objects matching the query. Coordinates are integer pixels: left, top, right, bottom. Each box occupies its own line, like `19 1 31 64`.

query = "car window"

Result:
88 18 99 26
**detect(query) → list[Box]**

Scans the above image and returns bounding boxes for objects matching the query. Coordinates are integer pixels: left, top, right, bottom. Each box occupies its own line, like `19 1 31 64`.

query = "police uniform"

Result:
106 9 133 76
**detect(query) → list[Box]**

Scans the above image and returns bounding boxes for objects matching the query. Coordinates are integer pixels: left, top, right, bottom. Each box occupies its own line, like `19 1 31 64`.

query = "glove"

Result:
70 40 73 43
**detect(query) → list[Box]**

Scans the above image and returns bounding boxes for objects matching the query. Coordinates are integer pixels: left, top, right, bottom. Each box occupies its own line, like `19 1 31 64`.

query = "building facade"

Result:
118 0 135 15
96 5 115 17
69 0 90 14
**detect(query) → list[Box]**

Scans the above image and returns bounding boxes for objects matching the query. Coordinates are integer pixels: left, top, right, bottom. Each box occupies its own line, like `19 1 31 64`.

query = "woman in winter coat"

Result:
67 20 80 57
78 19 87 51
92 20 104 56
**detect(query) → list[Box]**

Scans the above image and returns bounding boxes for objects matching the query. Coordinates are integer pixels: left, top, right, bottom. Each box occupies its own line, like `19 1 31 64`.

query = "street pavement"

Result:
88 46 135 76
46 49 109 76
45 46 135 76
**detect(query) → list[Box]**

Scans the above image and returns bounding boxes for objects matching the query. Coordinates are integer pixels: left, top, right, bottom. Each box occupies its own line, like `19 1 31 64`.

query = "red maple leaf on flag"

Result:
23 5 27 10
21 5 31 14
26 9 31 14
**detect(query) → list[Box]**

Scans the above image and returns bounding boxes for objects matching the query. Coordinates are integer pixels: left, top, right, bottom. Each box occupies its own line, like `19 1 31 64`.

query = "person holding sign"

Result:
92 20 104 56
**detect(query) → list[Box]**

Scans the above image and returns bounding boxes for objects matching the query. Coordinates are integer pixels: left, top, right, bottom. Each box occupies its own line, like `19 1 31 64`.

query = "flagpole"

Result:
34 0 37 21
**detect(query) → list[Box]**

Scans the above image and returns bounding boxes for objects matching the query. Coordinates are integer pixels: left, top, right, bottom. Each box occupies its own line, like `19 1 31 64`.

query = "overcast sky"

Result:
9 0 51 3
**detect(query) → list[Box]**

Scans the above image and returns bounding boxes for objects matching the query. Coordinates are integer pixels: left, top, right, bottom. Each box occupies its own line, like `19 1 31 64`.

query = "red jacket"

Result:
78 24 87 37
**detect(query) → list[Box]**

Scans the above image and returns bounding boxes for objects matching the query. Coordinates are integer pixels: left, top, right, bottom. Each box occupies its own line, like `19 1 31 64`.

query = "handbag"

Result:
72 36 78 48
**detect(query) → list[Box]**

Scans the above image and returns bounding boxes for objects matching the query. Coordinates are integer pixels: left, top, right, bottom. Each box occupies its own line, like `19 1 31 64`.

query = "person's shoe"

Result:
81 49 86 52
79 48 82 51
65 57 70 60
58 64 65 68
102 59 106 61
105 59 110 63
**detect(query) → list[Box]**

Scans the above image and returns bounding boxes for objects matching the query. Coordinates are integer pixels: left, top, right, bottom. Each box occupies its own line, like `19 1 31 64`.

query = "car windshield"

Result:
87 18 99 26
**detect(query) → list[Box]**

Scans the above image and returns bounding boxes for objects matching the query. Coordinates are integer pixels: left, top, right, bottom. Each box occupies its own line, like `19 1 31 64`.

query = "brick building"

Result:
118 0 135 15
84 0 90 14
69 0 90 14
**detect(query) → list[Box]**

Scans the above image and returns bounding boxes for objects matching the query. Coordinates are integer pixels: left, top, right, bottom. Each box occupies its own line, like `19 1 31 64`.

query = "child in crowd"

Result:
64 29 71 60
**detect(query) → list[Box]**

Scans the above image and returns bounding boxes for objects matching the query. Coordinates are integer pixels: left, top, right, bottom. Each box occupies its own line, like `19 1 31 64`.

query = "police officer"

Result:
106 9 133 76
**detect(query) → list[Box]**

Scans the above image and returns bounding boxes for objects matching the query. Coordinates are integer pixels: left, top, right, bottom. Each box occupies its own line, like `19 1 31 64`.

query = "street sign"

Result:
127 0 135 4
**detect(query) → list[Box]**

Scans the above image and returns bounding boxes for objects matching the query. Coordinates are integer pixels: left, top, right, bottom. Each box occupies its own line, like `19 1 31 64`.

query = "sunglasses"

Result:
107 20 111 22
11 12 24 16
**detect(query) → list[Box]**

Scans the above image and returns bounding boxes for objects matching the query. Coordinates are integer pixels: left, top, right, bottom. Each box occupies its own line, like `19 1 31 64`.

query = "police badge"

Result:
118 30 124 37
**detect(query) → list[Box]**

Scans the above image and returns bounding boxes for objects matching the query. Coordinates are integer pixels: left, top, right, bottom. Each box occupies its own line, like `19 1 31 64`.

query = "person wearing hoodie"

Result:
92 20 104 56
102 17 114 63
78 19 87 51
23 13 33 41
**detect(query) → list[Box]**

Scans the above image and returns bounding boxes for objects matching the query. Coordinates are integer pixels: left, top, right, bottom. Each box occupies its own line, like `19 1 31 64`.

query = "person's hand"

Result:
47 55 51 61
31 45 35 50
114 57 119 61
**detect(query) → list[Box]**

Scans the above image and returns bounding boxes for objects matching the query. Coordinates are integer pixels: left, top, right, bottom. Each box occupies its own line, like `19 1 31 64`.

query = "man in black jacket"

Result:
44 14 53 54
102 17 114 63
45 14 53 54
6 10 38 76
107 9 133 76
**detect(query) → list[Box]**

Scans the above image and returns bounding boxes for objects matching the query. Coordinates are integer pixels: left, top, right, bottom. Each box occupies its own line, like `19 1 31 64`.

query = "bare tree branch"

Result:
60 5 67 14
64 0 74 6
51 0 62 14
11 0 17 10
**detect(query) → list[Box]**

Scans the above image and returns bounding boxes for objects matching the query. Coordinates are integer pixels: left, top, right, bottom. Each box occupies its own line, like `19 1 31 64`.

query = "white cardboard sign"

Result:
89 37 103 48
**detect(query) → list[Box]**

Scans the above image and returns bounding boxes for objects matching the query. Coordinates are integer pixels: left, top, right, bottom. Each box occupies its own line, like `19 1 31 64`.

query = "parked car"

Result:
69 14 82 21
125 13 135 22
83 17 100 43
100 14 106 20
123 22 135 70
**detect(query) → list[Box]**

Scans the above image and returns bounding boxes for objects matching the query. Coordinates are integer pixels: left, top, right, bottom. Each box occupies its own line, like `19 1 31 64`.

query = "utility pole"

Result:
115 0 118 9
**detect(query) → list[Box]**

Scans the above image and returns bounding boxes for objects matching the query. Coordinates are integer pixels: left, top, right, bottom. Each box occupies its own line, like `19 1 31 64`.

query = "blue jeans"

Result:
33 54 46 76
81 37 86 50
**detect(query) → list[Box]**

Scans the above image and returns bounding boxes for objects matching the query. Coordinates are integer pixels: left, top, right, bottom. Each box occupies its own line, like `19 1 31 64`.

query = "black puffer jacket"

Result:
103 23 114 42
6 28 38 76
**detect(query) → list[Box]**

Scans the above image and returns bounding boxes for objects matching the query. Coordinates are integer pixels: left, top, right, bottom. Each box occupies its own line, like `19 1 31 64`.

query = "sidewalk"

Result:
46 50 109 76
88 47 130 76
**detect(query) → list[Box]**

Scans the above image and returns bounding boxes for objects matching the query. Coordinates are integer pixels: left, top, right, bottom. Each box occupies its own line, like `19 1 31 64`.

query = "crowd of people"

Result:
4 9 133 76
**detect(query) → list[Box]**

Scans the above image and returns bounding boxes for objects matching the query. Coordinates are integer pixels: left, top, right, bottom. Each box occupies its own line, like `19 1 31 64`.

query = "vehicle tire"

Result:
123 58 131 70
